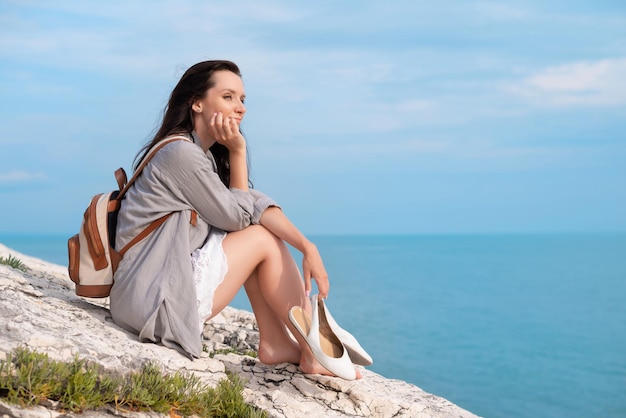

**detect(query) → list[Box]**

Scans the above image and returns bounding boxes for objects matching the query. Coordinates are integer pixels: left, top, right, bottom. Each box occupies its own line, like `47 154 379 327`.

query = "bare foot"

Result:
299 353 362 379
257 339 301 365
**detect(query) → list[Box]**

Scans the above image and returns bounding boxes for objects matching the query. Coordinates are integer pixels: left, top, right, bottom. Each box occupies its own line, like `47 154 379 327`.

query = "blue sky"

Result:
1 0 624 235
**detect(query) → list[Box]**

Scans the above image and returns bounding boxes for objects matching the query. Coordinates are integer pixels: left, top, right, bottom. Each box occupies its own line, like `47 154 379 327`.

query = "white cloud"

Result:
510 58 626 107
0 171 47 183
0 1 306 78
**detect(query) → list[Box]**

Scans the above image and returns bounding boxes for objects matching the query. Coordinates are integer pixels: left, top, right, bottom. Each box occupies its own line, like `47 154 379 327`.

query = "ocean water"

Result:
1 233 624 418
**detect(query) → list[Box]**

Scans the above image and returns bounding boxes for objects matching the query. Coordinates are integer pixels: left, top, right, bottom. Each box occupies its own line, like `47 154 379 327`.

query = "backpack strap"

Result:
114 168 127 191
113 135 192 254
118 212 173 256
118 135 191 199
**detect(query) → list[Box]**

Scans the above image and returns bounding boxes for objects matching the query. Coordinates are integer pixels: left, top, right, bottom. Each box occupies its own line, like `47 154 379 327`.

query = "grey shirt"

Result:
110 135 277 358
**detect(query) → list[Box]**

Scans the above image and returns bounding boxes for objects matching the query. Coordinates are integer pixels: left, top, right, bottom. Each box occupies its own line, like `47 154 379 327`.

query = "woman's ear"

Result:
192 100 202 113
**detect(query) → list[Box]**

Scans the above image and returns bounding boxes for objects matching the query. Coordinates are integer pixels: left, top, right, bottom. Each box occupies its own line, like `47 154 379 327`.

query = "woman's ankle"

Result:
258 340 301 365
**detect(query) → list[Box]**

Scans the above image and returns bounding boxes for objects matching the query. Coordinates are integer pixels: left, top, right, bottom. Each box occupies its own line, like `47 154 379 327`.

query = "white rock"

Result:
0 243 479 418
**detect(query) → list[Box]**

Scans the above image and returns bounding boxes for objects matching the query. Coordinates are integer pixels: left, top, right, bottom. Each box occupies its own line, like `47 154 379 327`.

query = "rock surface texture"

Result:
0 243 478 418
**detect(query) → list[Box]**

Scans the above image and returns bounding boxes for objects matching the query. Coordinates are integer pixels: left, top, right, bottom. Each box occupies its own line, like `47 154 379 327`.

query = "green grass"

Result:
0 254 27 272
0 347 266 417
210 348 258 359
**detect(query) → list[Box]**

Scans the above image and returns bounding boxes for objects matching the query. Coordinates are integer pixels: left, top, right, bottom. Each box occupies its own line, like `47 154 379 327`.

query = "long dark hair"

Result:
134 60 243 187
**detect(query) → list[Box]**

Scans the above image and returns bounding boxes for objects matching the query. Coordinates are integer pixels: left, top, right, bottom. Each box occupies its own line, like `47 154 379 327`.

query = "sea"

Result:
1 233 624 418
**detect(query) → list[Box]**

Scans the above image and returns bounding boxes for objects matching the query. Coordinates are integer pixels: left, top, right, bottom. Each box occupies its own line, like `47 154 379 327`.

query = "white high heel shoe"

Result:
289 297 356 380
315 296 373 366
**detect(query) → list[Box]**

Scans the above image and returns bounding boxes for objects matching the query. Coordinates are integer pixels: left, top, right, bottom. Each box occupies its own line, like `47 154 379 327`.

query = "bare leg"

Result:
207 225 353 376
243 271 300 364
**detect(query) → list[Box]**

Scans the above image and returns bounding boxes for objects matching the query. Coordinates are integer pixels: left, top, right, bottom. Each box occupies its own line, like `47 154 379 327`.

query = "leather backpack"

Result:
67 135 190 297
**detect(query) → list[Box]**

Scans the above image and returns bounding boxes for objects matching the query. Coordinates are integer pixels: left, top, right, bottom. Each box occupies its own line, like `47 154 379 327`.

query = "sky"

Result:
1 0 625 235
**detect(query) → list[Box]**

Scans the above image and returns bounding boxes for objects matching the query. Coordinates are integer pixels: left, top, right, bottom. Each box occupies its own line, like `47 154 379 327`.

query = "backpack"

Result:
67 136 190 298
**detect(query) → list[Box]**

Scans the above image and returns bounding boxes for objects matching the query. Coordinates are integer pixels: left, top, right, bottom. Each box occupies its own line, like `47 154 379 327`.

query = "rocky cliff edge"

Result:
0 243 478 418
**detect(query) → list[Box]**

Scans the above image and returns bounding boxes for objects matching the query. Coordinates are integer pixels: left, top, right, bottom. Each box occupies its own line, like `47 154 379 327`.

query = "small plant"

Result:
0 254 27 272
0 347 266 417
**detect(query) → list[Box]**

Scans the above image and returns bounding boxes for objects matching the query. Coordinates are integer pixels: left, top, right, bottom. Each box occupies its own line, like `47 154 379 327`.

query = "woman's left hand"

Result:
258 207 329 298
302 242 329 299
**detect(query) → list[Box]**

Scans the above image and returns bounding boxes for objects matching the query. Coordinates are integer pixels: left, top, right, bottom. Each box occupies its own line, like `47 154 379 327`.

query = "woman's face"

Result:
194 70 246 126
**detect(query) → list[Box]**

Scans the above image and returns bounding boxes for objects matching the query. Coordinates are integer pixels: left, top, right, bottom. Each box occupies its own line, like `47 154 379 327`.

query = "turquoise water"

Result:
1 233 625 418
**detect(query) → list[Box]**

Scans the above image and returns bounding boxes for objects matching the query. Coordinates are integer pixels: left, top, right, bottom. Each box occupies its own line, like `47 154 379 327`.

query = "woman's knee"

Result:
223 225 283 265
239 224 284 257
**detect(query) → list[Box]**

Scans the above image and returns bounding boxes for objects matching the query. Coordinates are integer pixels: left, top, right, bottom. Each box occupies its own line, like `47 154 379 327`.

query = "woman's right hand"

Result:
209 112 246 153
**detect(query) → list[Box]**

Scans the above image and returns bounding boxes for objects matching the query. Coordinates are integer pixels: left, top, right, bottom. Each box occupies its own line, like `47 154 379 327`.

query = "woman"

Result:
110 60 362 379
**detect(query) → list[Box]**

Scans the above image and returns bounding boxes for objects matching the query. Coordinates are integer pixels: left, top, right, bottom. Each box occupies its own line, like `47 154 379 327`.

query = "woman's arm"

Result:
259 207 329 298
227 148 248 191
211 113 248 191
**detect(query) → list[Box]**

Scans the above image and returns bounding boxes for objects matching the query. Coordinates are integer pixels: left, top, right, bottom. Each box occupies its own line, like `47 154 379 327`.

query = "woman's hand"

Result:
258 207 329 298
210 111 248 190
209 112 246 153
302 242 330 299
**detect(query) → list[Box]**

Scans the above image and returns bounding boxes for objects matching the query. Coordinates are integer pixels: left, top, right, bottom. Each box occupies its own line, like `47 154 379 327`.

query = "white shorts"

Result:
191 227 228 333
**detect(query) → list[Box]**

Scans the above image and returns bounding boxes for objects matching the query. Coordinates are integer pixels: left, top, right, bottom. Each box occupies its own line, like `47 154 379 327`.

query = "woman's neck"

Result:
191 127 215 153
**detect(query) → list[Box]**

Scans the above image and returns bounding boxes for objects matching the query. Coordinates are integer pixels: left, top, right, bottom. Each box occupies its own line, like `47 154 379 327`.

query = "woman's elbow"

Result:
215 214 252 232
